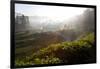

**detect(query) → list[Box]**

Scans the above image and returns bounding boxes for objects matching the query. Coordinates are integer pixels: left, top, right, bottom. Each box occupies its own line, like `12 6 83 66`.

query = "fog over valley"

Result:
15 8 94 34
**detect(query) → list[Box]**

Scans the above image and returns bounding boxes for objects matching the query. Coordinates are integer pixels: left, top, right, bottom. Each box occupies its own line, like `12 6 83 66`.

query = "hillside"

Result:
15 31 65 59
15 32 96 66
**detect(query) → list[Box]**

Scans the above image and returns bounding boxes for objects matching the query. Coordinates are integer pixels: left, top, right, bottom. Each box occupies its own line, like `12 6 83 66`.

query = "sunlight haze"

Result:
15 3 87 21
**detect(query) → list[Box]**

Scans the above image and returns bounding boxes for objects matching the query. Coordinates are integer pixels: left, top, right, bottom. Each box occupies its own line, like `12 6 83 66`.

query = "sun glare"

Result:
15 4 87 21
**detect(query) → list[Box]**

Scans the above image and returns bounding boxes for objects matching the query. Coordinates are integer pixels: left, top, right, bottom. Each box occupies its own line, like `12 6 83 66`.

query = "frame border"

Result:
11 0 97 68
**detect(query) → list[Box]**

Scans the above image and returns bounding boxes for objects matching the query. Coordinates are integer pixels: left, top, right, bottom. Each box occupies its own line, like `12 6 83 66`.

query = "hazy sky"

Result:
15 3 87 20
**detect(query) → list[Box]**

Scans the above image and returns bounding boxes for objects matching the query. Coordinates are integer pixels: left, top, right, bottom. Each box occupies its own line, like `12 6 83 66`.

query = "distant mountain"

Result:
15 13 62 32
15 9 94 33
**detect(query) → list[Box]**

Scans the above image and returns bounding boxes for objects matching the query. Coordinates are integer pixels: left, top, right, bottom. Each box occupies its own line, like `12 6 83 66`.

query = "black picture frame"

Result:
11 0 97 68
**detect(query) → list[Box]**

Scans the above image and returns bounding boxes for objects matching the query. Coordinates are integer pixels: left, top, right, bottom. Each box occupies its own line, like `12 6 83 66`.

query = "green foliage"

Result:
15 58 32 66
33 57 61 64
15 32 95 66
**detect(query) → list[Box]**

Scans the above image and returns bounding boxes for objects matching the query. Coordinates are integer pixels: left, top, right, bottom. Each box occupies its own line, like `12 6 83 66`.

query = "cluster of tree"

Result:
15 13 30 32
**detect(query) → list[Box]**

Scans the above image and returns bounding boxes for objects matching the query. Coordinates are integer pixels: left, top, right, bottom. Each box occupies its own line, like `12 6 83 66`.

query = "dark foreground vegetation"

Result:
15 32 95 66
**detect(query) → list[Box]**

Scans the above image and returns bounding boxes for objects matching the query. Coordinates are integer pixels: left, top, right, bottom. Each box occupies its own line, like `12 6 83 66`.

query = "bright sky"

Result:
15 3 87 20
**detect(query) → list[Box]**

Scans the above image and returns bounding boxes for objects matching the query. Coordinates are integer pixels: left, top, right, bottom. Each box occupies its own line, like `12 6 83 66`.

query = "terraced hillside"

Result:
15 31 65 59
15 32 96 67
